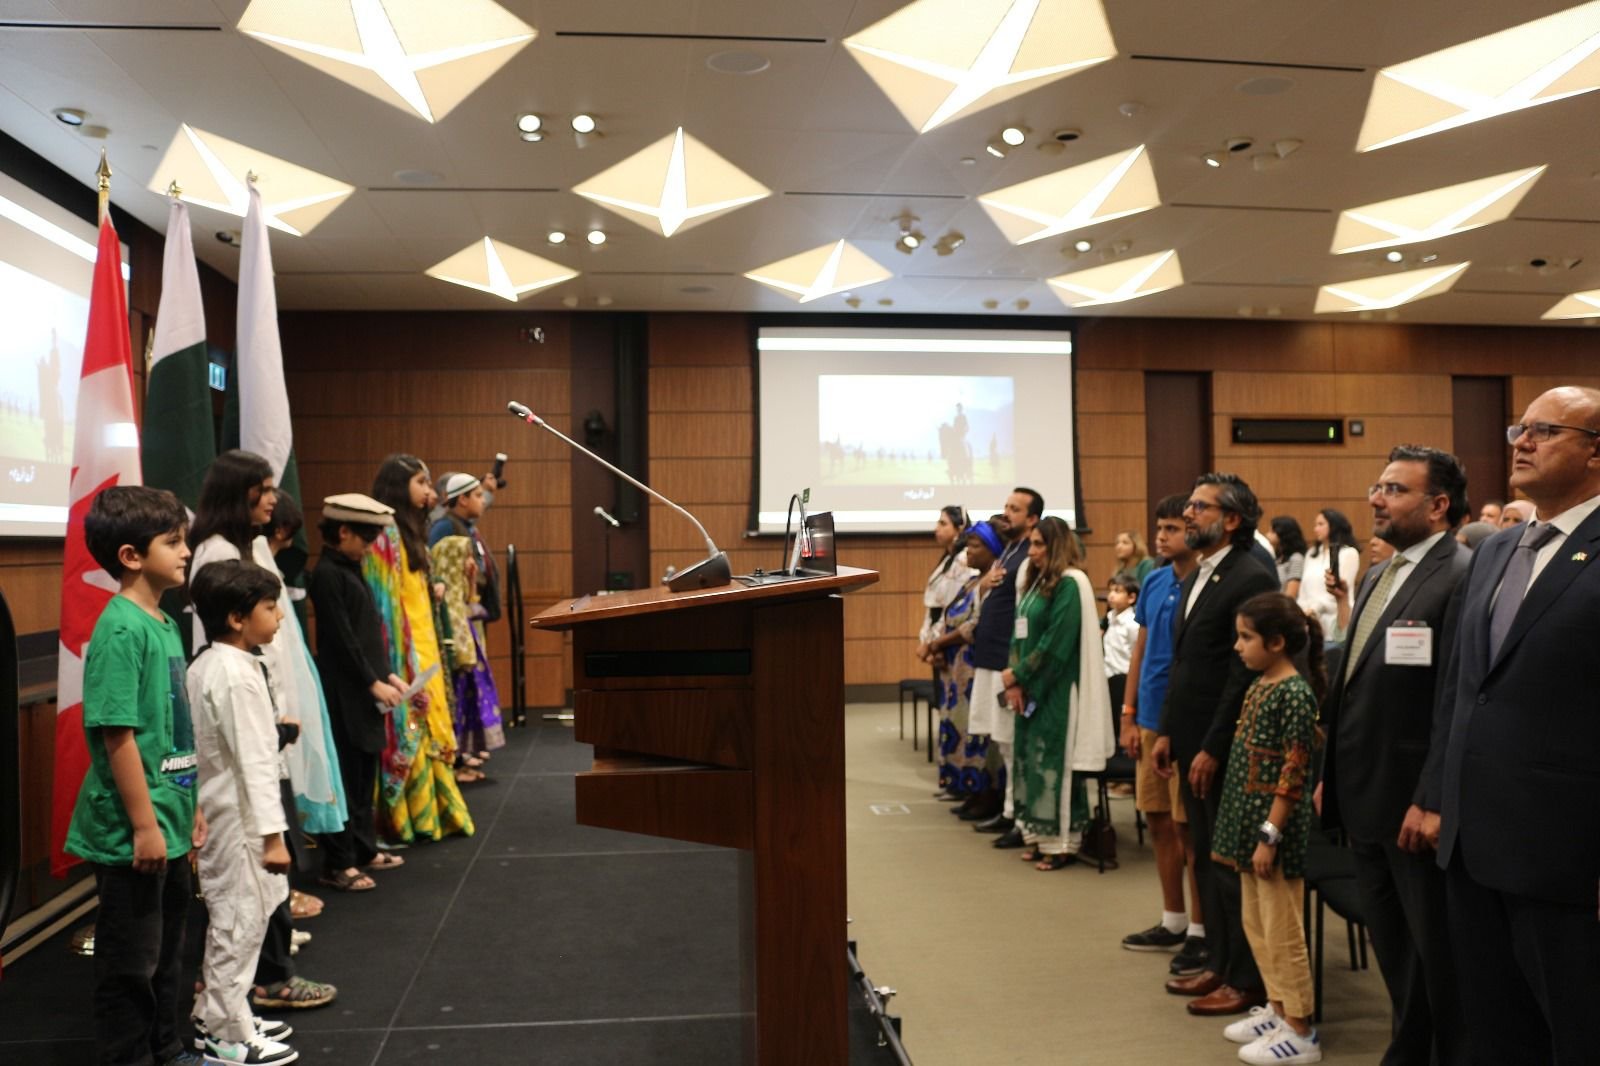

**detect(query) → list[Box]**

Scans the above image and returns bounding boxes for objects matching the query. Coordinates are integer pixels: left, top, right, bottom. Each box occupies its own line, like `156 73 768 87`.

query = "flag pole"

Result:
95 149 111 223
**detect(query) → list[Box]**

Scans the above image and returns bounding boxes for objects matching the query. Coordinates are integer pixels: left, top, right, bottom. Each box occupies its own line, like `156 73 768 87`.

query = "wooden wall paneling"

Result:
1078 318 1335 372
650 459 753 504
285 368 571 418
647 314 754 367
1452 377 1511 512
649 413 754 458
1212 416 1454 459
1075 369 1145 413
1509 375 1600 415
1 564 65 634
649 366 755 411
296 460 573 507
648 503 751 551
1076 414 1144 457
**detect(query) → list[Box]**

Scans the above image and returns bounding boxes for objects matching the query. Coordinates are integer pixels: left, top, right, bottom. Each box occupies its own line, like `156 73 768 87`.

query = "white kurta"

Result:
186 643 290 1042
1296 544 1359 642
191 534 342 828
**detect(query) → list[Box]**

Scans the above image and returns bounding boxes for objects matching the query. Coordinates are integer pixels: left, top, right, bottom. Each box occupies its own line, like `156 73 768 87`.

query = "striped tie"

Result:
1344 556 1408 680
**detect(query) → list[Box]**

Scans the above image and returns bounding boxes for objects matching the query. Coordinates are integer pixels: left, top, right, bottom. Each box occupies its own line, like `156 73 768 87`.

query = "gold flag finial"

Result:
246 169 259 185
166 179 182 200
96 149 112 222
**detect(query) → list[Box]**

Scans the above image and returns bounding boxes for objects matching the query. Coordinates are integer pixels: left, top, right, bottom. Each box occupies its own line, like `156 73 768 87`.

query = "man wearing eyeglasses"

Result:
1433 387 1600 1065
1152 473 1277 1016
1317 445 1470 1066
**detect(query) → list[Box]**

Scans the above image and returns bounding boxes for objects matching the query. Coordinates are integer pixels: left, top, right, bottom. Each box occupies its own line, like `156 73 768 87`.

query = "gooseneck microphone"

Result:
507 400 731 591
593 506 621 528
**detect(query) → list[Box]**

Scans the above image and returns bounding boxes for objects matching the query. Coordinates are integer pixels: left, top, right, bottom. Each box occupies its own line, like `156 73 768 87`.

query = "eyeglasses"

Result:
1367 482 1423 498
1183 499 1222 514
1506 421 1600 444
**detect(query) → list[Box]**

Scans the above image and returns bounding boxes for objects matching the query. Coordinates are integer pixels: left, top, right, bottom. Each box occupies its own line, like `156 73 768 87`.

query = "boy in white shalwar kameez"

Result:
187 560 298 1065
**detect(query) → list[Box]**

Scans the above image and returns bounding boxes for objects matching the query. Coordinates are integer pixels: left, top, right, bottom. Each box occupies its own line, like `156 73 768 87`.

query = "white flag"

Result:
237 182 292 481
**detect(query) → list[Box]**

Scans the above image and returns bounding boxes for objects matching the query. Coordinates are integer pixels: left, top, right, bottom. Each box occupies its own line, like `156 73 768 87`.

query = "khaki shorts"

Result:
1135 727 1185 822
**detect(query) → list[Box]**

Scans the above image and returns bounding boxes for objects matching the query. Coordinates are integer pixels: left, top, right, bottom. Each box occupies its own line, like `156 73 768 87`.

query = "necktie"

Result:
1344 556 1409 679
1488 522 1559 661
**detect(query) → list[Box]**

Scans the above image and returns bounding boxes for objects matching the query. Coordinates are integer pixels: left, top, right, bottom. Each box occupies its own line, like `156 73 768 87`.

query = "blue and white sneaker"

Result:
1239 1025 1321 1064
1224 1005 1281 1044
201 1033 297 1065
193 1016 293 1051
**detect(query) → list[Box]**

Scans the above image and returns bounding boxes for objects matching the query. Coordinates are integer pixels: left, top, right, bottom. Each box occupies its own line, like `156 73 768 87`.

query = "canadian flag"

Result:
49 214 142 876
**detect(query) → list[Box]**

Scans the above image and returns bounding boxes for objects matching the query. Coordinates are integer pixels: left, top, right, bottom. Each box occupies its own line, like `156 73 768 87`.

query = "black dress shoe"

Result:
949 796 977 816
992 826 1025 848
973 814 1013 834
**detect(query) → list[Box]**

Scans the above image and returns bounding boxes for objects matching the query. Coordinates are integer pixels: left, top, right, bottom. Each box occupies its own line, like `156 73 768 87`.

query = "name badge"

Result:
1385 622 1432 666
1014 616 1029 640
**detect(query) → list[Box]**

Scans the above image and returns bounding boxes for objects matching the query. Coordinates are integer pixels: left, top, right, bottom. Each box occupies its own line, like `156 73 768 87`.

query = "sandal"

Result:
460 755 484 770
318 868 376 892
365 852 405 871
251 975 338 1010
289 889 324 919
1035 853 1080 871
1019 847 1040 863
455 767 487 784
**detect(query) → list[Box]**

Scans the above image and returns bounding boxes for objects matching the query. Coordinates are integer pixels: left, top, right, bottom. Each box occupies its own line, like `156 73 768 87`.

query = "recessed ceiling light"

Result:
571 114 597 134
586 229 606 245
959 156 977 165
1001 126 1028 146
1074 239 1093 252
983 299 1000 309
1014 298 1030 310
877 298 893 306
902 233 920 249
595 295 614 307
1202 152 1223 168
1420 253 1438 263
1237 76 1295 96
547 230 567 245
517 113 542 134
706 50 770 75
53 107 87 127
985 141 1007 159
1385 250 1405 263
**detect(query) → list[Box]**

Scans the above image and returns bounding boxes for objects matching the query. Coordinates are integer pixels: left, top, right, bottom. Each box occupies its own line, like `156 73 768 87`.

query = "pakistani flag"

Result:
142 197 215 511
237 181 293 482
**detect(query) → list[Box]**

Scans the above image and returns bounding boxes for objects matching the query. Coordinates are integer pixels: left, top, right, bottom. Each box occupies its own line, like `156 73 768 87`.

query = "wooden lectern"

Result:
531 566 878 1065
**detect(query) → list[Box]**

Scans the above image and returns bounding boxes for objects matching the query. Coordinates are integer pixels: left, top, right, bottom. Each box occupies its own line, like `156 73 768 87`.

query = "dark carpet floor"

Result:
0 723 751 1064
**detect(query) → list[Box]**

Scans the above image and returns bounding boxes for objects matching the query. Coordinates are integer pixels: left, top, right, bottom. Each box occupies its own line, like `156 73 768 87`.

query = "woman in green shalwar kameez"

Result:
1001 516 1096 870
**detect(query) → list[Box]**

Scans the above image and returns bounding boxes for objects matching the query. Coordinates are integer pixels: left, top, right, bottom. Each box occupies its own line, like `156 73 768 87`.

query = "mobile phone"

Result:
491 452 507 486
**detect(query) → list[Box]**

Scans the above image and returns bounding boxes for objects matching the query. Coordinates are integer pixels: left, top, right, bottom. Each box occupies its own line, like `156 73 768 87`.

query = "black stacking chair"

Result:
1302 830 1369 1023
897 677 936 753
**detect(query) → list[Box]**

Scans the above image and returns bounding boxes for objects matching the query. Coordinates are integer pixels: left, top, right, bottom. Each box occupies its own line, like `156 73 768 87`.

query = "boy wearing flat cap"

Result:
308 494 413 885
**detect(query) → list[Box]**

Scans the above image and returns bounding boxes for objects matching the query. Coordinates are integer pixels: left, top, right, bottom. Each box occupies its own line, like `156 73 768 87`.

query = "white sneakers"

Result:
1224 1005 1281 1044
201 1032 298 1065
1238 1024 1322 1064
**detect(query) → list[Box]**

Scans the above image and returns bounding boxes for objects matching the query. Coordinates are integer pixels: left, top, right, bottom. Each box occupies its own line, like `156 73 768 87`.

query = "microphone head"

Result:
507 400 535 421
593 506 604 515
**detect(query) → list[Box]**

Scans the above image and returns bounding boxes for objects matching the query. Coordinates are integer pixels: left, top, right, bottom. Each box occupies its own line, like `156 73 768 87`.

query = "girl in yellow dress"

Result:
367 454 473 842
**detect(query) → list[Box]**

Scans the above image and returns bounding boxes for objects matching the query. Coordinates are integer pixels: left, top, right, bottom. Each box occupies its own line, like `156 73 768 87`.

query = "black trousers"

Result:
1178 759 1262 992
92 859 192 1066
321 743 379 873
1446 847 1600 1065
1350 836 1461 1066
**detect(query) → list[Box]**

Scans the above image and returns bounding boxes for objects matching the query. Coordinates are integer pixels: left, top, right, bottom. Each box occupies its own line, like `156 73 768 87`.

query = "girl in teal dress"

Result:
1001 516 1113 870
1212 592 1326 1063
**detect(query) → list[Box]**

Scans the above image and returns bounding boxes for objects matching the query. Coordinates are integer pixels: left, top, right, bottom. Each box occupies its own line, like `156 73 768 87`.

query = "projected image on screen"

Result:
817 375 1014 488
0 170 126 536
0 262 84 508
757 327 1077 534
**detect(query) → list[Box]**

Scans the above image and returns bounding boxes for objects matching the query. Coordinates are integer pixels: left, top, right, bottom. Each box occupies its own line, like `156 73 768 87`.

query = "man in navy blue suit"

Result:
1433 385 1600 1065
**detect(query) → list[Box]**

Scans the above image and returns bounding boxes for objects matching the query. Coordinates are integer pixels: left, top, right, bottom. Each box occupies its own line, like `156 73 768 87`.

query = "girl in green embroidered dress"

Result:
1212 592 1327 1062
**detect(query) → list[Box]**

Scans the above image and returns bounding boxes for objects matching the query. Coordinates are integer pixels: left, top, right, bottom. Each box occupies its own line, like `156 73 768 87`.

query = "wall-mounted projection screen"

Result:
0 170 130 537
755 326 1078 534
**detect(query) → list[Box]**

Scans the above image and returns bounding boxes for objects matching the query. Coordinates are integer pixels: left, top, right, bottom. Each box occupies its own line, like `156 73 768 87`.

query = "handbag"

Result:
1079 801 1119 868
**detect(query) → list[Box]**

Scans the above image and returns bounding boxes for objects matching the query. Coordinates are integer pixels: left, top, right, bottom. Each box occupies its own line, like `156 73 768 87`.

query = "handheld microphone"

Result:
594 506 621 528
507 399 730 591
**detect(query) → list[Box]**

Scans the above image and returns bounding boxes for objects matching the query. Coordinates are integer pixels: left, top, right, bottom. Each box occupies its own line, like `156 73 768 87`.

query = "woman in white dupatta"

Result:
1001 517 1114 869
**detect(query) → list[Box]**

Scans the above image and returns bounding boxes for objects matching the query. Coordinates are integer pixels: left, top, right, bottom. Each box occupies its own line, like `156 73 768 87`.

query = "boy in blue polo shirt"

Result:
64 485 207 1066
1118 494 1206 975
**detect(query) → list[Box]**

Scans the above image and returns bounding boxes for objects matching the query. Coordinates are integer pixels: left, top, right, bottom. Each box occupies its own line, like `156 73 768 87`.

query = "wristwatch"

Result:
1257 820 1283 846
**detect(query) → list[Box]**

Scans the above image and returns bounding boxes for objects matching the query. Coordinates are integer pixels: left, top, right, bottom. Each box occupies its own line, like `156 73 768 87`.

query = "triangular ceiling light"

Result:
1356 2 1600 151
425 238 577 302
1541 289 1600 320
1314 262 1469 313
744 241 892 303
1046 249 1181 307
573 127 770 237
238 0 535 123
146 124 353 236
1331 166 1547 254
978 145 1159 245
843 0 1116 133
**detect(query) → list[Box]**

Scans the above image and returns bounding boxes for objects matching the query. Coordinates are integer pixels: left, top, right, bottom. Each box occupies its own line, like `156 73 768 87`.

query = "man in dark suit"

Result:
1433 386 1600 1065
1319 445 1470 1065
1152 472 1278 1016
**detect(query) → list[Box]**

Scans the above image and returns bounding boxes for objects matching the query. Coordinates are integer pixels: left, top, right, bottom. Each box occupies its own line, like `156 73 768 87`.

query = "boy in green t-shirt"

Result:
64 485 208 1066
